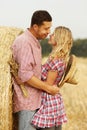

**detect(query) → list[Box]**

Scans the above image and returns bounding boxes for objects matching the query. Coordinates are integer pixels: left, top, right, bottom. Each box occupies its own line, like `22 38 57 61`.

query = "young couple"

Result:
11 10 73 130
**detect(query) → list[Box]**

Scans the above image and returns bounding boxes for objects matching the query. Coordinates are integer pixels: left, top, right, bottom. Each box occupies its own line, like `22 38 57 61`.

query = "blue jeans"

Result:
17 110 36 130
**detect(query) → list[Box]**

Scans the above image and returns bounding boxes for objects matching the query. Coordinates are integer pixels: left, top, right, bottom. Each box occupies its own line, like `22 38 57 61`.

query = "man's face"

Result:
34 21 52 40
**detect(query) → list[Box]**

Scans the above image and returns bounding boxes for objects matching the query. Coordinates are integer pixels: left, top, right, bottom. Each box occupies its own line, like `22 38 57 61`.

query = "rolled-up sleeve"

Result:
13 40 35 82
18 43 35 82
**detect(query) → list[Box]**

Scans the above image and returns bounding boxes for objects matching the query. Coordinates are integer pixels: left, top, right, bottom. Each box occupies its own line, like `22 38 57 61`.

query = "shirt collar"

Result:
25 28 40 48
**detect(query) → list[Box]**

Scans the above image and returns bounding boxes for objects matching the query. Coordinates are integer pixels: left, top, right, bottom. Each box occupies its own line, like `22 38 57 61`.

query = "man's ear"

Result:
33 24 39 32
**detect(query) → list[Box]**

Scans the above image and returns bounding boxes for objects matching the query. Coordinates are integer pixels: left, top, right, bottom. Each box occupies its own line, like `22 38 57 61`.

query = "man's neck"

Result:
29 27 38 39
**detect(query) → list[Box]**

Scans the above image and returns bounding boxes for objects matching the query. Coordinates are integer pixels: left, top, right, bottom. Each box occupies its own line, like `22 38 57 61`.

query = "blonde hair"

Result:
50 26 73 61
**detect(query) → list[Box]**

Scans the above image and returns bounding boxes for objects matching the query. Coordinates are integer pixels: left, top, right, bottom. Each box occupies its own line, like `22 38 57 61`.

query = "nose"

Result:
47 30 51 36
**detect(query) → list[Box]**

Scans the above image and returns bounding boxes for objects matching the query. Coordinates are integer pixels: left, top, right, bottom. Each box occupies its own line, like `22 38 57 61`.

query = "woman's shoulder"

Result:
47 57 65 64
42 57 65 70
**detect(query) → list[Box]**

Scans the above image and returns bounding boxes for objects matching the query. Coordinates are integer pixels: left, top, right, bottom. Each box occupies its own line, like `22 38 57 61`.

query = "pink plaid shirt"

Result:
11 29 42 112
31 59 67 128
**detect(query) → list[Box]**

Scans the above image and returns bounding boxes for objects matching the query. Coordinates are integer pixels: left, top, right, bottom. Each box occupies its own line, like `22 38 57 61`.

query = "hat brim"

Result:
58 54 77 87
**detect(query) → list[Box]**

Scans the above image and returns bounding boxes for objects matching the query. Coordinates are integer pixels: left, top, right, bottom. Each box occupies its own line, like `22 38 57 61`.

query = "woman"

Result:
31 26 73 130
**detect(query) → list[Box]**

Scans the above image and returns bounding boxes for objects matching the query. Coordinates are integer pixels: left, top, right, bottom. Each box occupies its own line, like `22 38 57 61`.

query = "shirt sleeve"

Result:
51 59 66 83
41 59 66 83
12 40 36 82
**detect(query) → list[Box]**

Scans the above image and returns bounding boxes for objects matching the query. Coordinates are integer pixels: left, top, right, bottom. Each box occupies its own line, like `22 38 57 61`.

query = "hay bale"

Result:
0 26 23 130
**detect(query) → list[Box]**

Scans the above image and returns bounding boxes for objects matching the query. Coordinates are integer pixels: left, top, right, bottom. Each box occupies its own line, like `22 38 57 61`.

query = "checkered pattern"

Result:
31 59 67 128
41 58 66 84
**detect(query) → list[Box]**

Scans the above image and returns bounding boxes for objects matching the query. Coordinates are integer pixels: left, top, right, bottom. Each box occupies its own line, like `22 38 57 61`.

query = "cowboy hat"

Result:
58 54 78 87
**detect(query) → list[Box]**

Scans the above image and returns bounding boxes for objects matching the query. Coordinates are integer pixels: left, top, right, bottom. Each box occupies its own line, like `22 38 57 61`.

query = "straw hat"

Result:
58 54 78 87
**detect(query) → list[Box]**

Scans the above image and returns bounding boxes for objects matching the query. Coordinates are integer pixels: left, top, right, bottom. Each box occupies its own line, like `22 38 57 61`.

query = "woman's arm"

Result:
46 70 58 85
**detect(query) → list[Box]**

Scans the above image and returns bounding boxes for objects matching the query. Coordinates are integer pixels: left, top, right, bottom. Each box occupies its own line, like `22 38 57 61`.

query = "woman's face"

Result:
48 33 57 46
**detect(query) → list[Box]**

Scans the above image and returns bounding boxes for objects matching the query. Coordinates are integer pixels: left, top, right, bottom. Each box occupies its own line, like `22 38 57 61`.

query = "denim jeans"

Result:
17 110 36 130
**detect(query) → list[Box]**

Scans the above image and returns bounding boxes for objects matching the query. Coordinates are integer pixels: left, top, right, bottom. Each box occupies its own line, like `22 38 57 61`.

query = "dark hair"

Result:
31 10 52 26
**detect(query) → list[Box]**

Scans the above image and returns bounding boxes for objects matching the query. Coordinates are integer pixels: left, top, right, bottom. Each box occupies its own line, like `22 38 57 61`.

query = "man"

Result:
11 10 59 130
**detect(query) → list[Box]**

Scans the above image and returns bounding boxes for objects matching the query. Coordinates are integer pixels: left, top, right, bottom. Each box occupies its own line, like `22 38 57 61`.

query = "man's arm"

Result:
26 75 59 95
15 75 59 95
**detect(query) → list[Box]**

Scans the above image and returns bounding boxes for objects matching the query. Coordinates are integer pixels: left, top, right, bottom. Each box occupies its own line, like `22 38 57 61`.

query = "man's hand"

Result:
15 76 22 85
47 84 59 95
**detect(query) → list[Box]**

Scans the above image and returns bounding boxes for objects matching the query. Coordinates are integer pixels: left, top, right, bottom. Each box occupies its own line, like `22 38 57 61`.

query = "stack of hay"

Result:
0 26 23 130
